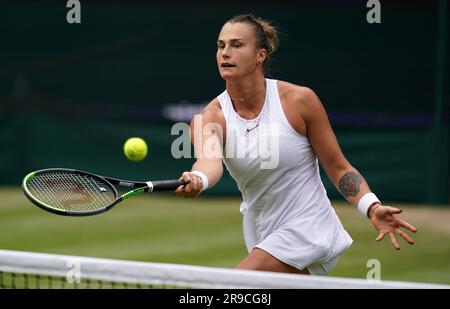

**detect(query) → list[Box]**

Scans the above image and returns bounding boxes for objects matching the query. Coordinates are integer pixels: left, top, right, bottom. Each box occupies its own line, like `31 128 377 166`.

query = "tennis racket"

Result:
22 168 186 217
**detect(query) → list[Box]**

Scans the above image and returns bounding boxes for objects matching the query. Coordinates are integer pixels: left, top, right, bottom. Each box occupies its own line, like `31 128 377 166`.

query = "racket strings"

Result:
26 171 116 213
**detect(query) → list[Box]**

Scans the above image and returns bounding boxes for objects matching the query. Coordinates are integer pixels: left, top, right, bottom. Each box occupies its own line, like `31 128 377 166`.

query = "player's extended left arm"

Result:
302 88 417 250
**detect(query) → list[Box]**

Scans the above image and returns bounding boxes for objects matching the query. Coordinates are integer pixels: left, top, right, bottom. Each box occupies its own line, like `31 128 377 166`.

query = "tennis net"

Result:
0 249 448 289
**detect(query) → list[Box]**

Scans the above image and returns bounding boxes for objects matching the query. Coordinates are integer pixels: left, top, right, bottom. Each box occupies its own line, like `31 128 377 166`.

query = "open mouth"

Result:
221 63 236 68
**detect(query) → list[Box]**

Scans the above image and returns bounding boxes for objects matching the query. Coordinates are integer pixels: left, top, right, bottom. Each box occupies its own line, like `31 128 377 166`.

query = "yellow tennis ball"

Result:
123 137 148 161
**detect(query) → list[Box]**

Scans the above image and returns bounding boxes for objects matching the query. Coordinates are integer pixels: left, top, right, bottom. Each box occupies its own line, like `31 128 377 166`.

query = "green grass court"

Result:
1 187 449 285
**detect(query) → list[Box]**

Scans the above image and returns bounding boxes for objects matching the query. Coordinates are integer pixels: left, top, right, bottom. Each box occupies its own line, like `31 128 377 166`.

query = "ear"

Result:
256 49 268 64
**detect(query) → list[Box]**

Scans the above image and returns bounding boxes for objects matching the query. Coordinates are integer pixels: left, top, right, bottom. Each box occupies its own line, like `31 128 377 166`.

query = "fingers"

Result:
375 231 399 249
373 206 416 250
181 172 192 185
184 175 202 194
396 229 414 245
172 185 186 196
388 232 400 250
376 229 414 250
397 219 417 233
376 232 385 241
173 172 202 198
384 206 403 215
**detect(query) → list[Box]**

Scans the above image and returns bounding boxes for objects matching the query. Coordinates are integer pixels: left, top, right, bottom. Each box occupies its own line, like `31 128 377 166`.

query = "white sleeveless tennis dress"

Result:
218 79 353 275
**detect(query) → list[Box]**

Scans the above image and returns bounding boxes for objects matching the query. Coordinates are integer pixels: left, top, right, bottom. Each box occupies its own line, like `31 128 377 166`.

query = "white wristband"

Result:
191 171 209 192
358 193 381 218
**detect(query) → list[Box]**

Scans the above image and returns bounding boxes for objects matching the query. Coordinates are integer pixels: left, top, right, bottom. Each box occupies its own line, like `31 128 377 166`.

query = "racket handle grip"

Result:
150 179 186 192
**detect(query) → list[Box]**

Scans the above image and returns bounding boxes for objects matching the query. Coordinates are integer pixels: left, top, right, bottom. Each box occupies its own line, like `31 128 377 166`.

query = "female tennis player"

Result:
173 14 417 275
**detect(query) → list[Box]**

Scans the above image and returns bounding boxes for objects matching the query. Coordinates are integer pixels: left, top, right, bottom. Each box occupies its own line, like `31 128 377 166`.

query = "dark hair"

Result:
226 14 279 70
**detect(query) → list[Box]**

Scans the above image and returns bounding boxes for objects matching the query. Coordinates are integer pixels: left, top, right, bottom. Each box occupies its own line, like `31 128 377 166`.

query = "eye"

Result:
233 43 241 48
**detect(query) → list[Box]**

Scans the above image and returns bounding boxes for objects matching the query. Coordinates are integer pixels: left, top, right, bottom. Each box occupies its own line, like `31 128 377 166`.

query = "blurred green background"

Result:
0 0 449 285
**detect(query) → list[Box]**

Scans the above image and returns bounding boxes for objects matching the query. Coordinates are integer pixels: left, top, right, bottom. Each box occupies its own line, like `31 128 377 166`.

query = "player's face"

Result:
216 22 264 80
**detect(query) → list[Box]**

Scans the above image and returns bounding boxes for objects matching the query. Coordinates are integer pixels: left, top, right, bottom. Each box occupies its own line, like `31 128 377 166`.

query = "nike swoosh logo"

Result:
246 123 259 132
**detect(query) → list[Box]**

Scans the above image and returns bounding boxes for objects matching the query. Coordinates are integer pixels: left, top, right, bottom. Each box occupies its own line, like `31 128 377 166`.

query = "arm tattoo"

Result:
338 171 363 197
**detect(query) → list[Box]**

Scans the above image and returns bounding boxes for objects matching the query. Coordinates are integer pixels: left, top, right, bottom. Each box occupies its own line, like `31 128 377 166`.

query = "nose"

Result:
221 45 231 59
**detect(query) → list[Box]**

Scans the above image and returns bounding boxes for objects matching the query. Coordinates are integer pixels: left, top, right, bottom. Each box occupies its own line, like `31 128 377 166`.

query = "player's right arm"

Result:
173 99 226 198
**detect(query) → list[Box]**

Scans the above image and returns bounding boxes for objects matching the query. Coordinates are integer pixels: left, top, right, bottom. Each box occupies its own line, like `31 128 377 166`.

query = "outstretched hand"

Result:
369 204 417 250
